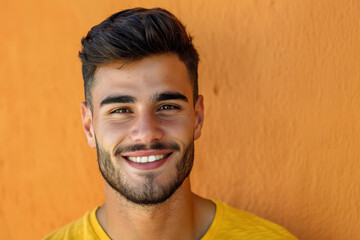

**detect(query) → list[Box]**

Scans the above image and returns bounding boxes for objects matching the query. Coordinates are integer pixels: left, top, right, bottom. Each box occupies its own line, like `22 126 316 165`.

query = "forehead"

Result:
92 54 193 105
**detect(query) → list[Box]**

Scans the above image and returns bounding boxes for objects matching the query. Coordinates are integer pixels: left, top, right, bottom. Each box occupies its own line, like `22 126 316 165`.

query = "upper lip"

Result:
122 150 173 157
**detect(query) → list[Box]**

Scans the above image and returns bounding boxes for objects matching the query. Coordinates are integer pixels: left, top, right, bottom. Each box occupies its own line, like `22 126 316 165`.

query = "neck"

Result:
97 178 215 240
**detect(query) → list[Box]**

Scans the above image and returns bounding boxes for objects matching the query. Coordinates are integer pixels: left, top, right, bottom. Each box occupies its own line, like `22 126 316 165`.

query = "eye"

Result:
111 108 132 114
158 104 180 111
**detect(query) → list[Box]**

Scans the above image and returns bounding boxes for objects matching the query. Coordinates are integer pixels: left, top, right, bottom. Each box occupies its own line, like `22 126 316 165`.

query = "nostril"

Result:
130 116 163 143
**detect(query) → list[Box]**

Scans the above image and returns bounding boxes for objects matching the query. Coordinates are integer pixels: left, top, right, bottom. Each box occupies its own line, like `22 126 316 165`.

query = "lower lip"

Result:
124 154 170 171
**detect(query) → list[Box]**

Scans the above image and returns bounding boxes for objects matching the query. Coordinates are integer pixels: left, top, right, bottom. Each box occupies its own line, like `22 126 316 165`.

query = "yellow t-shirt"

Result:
44 201 298 240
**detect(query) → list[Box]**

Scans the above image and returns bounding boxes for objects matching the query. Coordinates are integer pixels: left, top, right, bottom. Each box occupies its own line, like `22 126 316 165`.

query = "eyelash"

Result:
158 104 180 111
111 108 132 114
109 104 180 115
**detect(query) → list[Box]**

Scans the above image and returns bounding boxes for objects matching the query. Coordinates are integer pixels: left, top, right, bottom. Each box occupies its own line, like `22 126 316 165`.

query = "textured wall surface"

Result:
1 0 359 239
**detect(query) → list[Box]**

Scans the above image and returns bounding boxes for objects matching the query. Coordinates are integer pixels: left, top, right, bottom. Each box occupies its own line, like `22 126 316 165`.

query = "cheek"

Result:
95 120 130 148
163 118 194 141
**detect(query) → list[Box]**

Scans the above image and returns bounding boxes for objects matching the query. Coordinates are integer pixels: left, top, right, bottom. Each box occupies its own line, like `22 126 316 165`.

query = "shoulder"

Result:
43 208 100 240
202 201 298 240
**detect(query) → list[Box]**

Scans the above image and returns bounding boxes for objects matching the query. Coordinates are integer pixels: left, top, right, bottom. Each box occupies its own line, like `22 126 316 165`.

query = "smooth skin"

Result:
81 53 215 240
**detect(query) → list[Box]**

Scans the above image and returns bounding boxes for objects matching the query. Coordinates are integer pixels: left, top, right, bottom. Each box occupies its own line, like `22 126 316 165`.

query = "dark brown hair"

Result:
79 8 199 109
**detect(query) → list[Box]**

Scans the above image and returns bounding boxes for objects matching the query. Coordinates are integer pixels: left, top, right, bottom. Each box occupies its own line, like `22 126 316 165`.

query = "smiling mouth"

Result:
124 153 172 163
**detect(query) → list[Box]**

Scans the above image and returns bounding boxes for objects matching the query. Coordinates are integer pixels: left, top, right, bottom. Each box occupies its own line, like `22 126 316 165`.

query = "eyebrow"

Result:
153 92 188 102
100 95 136 107
99 91 188 108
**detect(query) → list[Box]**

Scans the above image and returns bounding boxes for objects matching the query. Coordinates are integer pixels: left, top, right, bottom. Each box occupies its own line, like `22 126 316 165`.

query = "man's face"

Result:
81 54 204 205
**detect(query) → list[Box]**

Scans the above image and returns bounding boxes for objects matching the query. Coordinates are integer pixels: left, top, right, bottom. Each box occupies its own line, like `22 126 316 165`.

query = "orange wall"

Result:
1 1 359 239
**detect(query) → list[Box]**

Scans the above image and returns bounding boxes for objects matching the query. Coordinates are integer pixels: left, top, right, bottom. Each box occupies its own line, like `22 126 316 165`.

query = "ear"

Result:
194 95 204 140
81 102 96 148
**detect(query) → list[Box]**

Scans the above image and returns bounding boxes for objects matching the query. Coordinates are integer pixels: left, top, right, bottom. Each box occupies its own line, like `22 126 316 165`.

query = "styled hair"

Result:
79 7 199 109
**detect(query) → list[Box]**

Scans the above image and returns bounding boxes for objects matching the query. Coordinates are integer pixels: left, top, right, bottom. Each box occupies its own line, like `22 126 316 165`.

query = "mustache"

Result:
114 142 180 156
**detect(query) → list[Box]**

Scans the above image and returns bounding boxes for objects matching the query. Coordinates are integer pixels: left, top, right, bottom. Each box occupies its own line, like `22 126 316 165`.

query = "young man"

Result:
45 8 297 240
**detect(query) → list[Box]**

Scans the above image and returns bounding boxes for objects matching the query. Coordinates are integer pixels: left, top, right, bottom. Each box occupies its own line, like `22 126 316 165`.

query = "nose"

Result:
130 110 163 144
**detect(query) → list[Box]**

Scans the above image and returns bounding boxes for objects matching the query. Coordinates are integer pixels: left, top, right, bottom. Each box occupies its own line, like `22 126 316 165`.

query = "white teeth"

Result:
148 156 156 162
127 155 167 163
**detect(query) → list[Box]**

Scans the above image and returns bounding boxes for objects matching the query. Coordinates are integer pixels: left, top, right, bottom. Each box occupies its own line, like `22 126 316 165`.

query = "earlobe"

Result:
81 102 96 148
194 95 204 140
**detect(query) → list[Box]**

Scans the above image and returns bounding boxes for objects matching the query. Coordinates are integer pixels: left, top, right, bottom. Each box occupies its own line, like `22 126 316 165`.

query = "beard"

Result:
95 140 194 206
